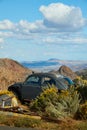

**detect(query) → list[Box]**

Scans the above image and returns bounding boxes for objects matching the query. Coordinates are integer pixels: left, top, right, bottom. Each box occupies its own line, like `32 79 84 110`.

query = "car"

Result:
8 72 74 102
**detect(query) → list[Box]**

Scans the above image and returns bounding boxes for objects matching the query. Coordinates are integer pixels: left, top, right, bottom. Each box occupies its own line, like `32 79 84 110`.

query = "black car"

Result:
8 73 74 102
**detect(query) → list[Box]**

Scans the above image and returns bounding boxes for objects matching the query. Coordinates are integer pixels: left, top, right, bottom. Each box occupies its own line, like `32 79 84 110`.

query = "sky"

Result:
0 0 87 62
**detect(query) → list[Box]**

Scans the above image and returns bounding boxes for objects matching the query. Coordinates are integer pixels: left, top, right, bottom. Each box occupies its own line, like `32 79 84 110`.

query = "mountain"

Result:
0 58 33 90
21 59 87 72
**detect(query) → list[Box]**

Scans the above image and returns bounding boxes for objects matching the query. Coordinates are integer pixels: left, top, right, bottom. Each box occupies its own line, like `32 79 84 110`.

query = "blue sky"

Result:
0 0 87 62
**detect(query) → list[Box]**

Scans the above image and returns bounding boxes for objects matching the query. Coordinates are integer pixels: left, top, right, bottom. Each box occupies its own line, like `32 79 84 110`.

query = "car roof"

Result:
30 72 64 79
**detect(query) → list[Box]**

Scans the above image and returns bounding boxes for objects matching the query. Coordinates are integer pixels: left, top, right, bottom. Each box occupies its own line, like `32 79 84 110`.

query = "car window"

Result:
25 76 40 84
42 77 56 86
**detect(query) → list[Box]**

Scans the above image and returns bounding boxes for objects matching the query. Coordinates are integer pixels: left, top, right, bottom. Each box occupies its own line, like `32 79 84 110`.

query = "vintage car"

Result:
8 72 74 102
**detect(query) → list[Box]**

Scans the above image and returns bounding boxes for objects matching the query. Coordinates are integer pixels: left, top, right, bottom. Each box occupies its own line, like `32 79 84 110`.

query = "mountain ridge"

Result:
21 59 87 72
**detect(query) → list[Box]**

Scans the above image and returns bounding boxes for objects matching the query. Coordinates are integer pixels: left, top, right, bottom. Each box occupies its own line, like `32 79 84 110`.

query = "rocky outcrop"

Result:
58 65 77 80
50 65 77 80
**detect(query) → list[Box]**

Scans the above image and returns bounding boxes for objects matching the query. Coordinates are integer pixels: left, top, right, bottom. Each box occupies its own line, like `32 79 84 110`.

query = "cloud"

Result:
40 3 87 31
0 3 87 45
0 31 13 37
0 38 4 43
0 19 15 30
17 20 47 34
39 34 87 44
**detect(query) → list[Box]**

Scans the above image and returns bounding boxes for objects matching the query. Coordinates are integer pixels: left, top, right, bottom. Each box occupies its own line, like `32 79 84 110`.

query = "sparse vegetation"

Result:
0 58 87 129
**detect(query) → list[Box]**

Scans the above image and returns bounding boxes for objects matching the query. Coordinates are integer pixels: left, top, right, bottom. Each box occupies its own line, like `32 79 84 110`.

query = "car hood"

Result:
13 82 23 86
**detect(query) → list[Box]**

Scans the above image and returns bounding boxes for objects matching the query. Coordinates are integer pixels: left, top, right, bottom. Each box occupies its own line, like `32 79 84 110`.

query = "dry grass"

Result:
0 114 86 130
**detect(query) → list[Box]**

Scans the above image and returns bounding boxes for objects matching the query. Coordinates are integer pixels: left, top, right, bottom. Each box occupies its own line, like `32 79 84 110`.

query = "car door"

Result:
21 75 42 100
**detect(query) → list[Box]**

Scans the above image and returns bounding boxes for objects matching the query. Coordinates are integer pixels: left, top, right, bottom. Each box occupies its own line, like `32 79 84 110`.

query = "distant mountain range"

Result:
21 59 87 72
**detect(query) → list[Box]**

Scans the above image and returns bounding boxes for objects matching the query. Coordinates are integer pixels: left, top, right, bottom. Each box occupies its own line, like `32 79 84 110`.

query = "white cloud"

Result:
0 3 87 45
17 20 47 34
0 19 15 30
0 38 4 43
40 3 87 31
19 20 38 31
0 31 13 37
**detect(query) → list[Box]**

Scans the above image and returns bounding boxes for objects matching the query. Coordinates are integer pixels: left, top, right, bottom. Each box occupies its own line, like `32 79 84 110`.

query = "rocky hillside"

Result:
50 65 77 80
0 58 33 90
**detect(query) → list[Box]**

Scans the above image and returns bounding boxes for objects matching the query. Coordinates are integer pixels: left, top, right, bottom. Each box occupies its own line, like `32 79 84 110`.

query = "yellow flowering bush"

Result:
30 85 58 112
30 85 80 119
0 90 14 96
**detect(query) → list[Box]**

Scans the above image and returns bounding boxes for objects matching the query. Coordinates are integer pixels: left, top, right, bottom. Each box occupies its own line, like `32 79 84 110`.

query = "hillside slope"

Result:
0 58 32 90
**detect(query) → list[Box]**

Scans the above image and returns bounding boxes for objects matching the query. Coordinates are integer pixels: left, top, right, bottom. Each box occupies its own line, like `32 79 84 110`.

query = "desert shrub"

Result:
77 85 87 103
30 85 80 119
30 86 58 112
74 77 87 103
74 76 87 87
76 101 87 120
59 86 80 116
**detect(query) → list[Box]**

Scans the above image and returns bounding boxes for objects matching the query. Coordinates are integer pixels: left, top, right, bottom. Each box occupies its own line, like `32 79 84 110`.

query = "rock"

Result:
57 65 77 80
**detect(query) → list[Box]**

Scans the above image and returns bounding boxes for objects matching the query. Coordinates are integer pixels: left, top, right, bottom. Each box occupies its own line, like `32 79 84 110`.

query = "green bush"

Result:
30 85 80 120
77 85 87 103
74 77 87 103
76 101 87 120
